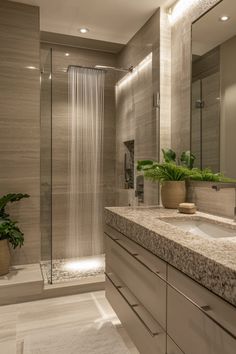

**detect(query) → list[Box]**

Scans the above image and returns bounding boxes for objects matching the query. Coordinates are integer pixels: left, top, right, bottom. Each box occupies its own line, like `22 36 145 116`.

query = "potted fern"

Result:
0 193 29 276
137 149 195 209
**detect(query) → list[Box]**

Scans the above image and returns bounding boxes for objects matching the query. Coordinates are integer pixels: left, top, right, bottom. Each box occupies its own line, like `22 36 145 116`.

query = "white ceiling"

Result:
13 0 169 44
192 0 236 56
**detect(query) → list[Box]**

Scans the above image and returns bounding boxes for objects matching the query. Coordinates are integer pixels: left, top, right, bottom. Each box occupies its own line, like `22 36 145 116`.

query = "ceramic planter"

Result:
161 181 186 209
0 239 10 276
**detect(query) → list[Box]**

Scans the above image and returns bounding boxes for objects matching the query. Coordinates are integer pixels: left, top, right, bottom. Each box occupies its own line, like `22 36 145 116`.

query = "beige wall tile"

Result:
116 10 160 206
0 0 40 265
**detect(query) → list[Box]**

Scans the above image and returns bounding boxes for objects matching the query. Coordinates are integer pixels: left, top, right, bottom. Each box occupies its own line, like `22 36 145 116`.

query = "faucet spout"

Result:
212 183 236 191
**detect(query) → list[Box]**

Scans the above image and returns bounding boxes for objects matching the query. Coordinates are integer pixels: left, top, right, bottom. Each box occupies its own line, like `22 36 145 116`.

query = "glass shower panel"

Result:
191 73 220 172
201 72 220 172
191 80 202 169
40 48 52 284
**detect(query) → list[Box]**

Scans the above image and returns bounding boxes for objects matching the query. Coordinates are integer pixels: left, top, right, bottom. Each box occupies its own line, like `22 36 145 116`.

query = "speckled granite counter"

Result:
104 207 236 307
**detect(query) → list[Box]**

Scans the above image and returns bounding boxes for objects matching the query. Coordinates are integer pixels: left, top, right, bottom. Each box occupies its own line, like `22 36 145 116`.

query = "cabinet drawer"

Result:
168 266 236 337
105 224 167 280
106 234 166 328
167 336 184 354
106 274 166 354
167 285 236 354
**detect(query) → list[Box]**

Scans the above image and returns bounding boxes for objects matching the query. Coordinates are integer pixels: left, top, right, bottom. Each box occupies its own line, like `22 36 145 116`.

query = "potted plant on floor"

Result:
137 149 195 209
0 193 29 276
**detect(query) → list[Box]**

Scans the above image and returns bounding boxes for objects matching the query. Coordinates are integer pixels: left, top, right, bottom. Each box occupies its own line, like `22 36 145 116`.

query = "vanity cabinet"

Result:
105 224 236 354
105 224 166 354
106 225 167 328
167 266 236 354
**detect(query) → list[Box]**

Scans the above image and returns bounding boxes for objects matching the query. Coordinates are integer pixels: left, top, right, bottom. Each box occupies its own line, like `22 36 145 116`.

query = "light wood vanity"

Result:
105 223 236 354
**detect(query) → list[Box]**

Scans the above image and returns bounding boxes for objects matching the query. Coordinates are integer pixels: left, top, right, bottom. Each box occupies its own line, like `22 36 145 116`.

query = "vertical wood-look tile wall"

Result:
116 10 161 206
0 0 40 265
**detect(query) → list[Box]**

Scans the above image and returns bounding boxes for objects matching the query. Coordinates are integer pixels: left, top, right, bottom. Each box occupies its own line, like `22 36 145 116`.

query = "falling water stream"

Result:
67 66 105 258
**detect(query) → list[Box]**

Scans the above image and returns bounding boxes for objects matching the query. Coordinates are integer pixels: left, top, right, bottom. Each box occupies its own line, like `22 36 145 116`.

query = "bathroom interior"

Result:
0 0 235 353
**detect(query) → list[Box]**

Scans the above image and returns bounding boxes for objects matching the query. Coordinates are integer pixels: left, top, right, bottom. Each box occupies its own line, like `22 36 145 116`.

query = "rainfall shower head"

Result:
95 65 133 73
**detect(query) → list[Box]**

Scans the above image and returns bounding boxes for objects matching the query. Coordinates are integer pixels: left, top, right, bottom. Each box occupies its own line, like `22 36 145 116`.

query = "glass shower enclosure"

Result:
40 47 52 284
40 49 107 285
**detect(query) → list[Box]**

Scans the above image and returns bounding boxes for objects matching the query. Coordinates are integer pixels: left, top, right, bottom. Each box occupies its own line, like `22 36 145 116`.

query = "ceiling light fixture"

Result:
219 15 230 22
79 28 89 34
65 53 70 56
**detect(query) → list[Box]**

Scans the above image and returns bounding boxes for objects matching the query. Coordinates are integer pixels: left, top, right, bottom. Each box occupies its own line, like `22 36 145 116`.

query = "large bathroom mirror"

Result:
191 0 236 178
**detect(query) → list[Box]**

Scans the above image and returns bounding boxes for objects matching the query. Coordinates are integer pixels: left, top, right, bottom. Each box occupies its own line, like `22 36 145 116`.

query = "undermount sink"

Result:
163 218 236 239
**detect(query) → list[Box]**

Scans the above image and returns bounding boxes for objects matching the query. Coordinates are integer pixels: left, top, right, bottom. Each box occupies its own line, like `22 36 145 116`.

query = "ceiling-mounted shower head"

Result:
95 65 133 73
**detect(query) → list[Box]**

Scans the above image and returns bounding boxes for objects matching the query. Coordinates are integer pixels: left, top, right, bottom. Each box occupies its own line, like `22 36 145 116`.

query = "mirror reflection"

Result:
191 0 236 179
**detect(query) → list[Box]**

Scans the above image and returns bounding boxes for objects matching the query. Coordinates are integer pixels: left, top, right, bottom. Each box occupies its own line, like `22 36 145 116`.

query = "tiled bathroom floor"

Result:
0 290 139 354
41 254 105 284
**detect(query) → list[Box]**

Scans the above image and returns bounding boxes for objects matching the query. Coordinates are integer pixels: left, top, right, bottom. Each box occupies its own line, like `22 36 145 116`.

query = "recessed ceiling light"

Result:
219 16 230 22
79 28 89 34
65 53 70 56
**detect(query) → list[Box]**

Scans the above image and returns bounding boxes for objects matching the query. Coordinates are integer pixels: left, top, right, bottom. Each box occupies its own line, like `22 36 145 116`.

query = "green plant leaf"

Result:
0 193 30 219
162 149 176 163
0 193 29 249
137 160 157 171
180 151 196 169
189 168 225 182
0 220 24 249
144 163 191 183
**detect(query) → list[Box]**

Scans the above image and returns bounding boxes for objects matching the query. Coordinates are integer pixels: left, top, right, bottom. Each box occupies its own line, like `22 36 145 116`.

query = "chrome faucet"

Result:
212 183 236 221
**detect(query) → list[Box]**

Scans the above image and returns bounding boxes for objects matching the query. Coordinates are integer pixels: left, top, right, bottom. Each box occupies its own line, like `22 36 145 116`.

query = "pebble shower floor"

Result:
41 254 105 284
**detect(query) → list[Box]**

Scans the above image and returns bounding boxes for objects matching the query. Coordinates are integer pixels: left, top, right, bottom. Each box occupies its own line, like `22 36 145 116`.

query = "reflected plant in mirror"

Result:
137 148 236 209
191 0 236 180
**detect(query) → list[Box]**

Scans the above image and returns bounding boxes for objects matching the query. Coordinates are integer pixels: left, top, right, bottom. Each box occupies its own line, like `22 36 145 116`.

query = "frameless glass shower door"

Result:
40 47 52 284
191 72 220 172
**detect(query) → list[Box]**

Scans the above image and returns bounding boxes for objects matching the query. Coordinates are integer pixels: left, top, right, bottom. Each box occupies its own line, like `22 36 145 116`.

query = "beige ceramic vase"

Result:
161 181 186 209
0 239 10 276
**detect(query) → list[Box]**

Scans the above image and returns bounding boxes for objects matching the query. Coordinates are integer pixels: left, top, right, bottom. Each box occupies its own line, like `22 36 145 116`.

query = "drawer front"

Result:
167 285 236 354
106 234 166 328
168 266 236 336
167 336 184 354
106 274 166 354
105 224 167 280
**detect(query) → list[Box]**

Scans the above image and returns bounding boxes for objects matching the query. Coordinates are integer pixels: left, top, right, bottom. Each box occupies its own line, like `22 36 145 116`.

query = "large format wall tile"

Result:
0 1 40 265
116 10 161 207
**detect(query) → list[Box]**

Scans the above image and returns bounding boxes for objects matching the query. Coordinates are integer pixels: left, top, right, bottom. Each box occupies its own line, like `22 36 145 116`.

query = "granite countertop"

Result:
104 206 236 307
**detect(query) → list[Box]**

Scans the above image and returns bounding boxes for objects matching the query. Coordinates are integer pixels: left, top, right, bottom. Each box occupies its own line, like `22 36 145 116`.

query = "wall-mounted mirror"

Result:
191 0 236 178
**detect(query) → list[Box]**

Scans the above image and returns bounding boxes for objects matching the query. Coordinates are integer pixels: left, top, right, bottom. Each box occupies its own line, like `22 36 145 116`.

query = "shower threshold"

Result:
41 254 105 284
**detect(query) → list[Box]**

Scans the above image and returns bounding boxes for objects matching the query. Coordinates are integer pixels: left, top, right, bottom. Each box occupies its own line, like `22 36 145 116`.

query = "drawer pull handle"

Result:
107 233 165 281
167 281 236 340
132 306 160 337
116 239 139 256
201 305 211 312
106 272 161 337
106 272 123 289
134 254 160 276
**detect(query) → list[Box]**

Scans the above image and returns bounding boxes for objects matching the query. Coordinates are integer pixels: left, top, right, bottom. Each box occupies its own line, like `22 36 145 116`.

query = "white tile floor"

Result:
0 290 139 354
